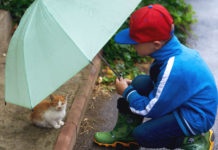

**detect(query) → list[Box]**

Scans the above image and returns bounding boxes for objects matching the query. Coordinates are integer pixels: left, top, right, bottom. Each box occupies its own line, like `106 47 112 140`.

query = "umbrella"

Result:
5 0 141 109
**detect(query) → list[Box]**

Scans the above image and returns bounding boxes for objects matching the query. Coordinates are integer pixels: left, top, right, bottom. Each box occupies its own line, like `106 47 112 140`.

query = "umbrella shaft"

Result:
98 54 121 79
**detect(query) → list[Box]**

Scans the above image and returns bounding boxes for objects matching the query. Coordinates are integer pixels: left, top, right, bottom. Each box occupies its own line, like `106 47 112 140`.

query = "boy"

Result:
94 4 217 149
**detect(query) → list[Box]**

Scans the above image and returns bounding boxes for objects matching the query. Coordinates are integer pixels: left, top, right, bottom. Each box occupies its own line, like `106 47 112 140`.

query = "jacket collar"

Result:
150 35 182 61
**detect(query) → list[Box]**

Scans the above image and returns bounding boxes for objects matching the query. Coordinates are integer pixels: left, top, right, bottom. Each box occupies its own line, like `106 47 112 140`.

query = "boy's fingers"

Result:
125 79 132 84
116 77 123 82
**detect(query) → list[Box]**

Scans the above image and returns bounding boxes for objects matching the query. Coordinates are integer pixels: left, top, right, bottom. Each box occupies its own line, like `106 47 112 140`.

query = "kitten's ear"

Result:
50 95 55 101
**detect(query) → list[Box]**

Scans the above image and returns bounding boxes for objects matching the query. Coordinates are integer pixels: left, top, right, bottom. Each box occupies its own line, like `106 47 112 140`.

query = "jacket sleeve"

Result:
123 57 191 118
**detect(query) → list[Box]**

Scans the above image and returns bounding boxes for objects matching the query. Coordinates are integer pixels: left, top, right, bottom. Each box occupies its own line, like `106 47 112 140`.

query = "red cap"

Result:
115 4 173 44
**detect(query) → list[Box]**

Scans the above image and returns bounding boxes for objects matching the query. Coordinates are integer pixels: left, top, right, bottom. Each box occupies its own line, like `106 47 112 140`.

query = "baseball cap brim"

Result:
114 28 138 44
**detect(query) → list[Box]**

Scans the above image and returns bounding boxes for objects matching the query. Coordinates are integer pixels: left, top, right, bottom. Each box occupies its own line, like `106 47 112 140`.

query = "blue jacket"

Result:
123 35 218 136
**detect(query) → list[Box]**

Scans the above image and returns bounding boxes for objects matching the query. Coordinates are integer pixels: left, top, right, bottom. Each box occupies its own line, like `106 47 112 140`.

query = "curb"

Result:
54 54 101 150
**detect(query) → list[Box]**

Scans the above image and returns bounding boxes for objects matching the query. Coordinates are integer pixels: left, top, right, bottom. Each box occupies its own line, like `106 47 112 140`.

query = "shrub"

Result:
0 0 34 23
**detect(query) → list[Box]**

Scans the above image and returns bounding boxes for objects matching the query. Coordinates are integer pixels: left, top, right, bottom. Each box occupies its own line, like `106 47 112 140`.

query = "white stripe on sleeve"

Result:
144 57 175 115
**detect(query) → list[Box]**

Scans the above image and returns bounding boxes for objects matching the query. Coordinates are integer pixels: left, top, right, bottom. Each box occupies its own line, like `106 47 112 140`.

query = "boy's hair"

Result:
115 4 173 44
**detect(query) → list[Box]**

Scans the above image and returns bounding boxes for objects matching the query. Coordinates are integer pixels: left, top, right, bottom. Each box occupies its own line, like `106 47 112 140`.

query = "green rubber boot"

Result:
94 112 142 148
181 129 215 150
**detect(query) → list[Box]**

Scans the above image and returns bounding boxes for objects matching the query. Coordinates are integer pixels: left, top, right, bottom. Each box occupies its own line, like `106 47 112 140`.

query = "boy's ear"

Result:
153 41 164 50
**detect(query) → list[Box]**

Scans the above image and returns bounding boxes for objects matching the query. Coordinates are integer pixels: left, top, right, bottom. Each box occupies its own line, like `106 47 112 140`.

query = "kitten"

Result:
30 94 67 129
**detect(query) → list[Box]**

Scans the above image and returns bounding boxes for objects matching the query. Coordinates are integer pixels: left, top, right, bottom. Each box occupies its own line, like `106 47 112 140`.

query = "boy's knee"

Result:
131 75 153 96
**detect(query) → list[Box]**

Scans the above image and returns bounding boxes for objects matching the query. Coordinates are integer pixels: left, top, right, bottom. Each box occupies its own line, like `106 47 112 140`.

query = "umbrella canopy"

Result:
5 0 141 109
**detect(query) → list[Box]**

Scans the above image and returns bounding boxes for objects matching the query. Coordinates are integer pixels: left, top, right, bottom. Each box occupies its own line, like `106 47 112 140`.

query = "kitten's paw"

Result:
54 124 61 129
59 120 64 126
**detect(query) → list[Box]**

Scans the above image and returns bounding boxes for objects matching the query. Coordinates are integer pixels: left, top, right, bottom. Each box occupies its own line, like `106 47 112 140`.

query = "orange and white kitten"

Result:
30 95 67 129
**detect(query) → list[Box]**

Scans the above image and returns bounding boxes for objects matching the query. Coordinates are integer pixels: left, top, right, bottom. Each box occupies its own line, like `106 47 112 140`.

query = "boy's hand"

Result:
115 78 132 95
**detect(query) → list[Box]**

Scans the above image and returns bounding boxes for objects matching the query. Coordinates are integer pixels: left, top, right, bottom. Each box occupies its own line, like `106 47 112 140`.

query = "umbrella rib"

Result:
21 0 41 108
41 1 91 61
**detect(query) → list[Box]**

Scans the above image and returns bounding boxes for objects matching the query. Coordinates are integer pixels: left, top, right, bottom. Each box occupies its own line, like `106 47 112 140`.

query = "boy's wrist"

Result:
123 85 135 99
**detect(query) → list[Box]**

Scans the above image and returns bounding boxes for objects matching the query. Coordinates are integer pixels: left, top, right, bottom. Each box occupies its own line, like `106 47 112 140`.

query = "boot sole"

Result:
93 138 139 148
209 129 215 150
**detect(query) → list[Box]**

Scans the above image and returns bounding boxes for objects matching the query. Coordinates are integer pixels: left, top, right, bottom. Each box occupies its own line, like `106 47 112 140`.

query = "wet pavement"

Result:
75 1 218 149
74 91 119 150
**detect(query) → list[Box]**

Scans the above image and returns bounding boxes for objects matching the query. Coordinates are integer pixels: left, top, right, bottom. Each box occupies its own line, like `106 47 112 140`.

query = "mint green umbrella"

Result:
5 0 141 109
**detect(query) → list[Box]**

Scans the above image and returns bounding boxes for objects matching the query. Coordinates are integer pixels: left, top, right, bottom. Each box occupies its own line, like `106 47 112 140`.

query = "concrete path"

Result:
185 0 218 148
